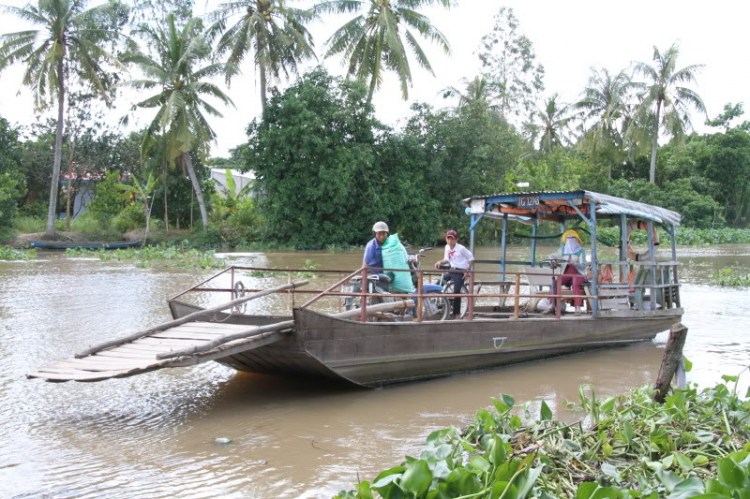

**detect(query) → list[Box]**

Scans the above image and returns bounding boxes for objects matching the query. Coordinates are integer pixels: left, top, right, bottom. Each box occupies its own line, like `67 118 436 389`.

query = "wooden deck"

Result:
28 321 292 382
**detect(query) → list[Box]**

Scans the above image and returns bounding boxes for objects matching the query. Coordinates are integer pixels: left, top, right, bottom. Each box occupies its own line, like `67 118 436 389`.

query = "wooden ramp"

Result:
27 321 292 382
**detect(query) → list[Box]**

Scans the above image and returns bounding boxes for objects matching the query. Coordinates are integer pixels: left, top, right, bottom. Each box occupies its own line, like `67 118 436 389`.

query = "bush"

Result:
17 201 47 219
13 215 46 233
85 170 126 226
112 203 146 233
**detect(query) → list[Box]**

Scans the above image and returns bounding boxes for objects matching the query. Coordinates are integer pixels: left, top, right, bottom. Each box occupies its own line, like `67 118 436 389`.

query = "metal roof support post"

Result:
647 221 658 310
500 213 508 275
620 214 628 284
470 214 476 254
668 224 680 307
589 200 599 316
530 216 538 267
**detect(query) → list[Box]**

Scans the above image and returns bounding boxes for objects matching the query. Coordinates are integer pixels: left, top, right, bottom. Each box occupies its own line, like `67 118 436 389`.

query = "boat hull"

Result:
169 300 682 387
30 240 141 249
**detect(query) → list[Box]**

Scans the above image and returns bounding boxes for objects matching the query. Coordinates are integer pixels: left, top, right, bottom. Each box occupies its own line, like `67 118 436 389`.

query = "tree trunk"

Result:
65 140 74 231
182 151 208 229
649 99 662 184
45 60 66 238
260 64 267 116
163 163 168 233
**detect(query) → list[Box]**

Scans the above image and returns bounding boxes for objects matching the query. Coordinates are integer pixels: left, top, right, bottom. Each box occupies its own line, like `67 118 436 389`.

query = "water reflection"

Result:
1 246 748 498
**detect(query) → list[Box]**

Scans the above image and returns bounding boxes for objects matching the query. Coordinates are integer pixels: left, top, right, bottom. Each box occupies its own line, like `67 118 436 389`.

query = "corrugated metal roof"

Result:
462 190 681 226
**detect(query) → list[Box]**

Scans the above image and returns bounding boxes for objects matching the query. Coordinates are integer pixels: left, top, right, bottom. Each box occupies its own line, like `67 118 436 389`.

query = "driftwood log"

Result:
653 322 688 403
75 280 309 358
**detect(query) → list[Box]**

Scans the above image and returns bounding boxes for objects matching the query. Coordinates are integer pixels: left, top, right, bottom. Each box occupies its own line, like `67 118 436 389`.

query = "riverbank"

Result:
335 372 750 499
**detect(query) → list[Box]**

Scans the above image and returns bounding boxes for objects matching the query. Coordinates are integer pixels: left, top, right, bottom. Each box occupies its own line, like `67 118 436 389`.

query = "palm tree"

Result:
632 44 706 183
0 0 126 237
574 67 640 178
441 76 498 109
124 15 237 229
530 94 574 152
315 0 451 103
208 0 316 115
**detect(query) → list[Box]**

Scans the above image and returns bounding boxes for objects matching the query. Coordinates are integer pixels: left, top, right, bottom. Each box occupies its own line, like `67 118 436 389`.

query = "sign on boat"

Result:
28 190 683 387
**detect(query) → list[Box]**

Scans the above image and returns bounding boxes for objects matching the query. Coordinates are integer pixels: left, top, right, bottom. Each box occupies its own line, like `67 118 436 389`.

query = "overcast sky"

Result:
1 0 748 158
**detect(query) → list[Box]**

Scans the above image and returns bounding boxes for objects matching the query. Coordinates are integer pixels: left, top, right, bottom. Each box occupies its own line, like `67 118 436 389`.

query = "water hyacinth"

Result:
65 244 226 269
0 246 36 260
336 372 750 499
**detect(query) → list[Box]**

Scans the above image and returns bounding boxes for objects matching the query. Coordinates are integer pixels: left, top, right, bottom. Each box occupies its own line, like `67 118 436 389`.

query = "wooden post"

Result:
653 323 688 403
467 267 474 321
512 274 521 319
416 269 423 322
359 268 368 322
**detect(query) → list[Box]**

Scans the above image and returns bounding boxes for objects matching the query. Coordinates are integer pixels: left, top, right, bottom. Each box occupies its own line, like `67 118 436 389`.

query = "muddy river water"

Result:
1 245 749 498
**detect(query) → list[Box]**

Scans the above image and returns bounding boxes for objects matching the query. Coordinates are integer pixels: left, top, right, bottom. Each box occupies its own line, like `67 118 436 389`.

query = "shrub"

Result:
112 203 146 233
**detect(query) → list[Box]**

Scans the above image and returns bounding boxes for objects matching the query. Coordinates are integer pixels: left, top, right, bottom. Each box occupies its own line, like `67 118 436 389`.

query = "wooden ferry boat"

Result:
29 191 683 387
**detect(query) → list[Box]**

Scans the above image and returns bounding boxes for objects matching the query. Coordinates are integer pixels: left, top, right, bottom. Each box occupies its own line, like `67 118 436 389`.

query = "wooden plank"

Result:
95 350 158 360
151 331 227 341
48 358 150 372
177 322 251 333
75 281 309 358
111 343 173 353
135 337 209 347
29 370 127 382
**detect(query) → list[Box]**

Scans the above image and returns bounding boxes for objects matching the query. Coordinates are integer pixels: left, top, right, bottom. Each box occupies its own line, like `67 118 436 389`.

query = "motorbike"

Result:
343 247 451 321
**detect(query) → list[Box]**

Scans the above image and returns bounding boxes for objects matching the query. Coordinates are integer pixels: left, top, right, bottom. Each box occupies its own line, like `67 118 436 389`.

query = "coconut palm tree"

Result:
208 0 316 115
441 76 498 109
315 0 451 103
0 0 127 237
529 94 574 152
632 43 706 183
124 15 237 229
574 67 640 178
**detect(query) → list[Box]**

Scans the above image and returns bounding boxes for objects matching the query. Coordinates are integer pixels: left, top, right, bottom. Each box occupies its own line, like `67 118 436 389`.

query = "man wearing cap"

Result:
435 230 474 320
363 221 389 274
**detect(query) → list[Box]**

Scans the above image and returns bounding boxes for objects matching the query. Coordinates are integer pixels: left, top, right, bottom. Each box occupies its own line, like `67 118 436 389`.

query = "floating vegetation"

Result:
336 372 750 498
245 259 321 279
711 267 750 287
0 246 36 261
65 244 225 269
596 227 750 247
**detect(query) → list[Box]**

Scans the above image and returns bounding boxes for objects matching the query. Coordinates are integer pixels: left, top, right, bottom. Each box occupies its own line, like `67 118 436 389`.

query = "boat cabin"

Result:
462 190 682 317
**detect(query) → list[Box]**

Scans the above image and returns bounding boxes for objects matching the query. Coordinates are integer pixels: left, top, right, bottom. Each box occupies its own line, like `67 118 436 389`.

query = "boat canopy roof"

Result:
463 190 681 226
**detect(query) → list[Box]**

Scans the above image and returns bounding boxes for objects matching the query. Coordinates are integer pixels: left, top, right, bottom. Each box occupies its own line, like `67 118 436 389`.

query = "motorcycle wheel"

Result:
423 290 450 321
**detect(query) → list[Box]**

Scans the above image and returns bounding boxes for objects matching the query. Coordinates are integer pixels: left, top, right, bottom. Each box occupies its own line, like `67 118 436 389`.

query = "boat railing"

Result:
169 264 679 323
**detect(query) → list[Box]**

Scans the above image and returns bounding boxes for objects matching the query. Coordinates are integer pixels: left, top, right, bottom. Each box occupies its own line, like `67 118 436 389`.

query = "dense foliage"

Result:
336 374 750 499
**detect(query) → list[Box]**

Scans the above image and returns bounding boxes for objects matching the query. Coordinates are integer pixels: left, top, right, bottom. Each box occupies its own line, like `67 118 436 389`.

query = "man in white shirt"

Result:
434 230 475 320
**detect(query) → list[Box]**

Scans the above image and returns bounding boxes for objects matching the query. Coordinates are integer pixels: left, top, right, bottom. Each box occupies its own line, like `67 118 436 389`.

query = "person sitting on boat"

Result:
546 229 587 316
434 230 475 320
363 221 389 274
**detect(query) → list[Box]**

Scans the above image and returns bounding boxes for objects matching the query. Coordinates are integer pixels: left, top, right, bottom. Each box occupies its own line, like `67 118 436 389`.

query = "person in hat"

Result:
434 230 474 320
547 229 587 316
362 221 389 274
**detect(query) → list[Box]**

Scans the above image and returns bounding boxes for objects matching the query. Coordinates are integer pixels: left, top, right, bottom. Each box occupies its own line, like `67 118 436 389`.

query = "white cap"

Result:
372 221 389 233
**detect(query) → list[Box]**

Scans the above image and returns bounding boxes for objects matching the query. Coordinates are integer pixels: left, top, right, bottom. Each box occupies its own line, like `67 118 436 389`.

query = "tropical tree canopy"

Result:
209 0 316 114
124 14 237 228
529 94 574 152
316 0 451 102
0 0 128 236
632 43 706 183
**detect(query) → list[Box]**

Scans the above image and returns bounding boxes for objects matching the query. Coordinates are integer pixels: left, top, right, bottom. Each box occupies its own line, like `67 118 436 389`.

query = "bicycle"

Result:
436 263 482 319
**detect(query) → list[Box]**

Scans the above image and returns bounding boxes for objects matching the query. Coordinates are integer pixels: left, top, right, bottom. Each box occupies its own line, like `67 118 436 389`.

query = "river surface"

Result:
1 245 749 498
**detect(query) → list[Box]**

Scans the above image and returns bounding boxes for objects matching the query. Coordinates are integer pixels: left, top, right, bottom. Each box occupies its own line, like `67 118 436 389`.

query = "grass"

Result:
711 267 750 287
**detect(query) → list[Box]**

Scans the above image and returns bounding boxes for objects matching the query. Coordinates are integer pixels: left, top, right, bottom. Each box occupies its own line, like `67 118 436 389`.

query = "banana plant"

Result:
119 173 158 246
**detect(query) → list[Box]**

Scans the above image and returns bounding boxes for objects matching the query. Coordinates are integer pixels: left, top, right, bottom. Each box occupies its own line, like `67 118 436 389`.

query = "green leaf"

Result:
510 415 522 430
705 478 732 496
575 482 624 499
683 357 693 372
718 456 748 489
668 477 706 499
540 400 553 421
469 455 491 473
721 374 739 383
516 465 544 499
489 436 507 465
600 397 616 413
492 397 510 414
355 481 374 499
675 453 693 471
601 463 620 481
399 460 432 497
491 481 518 499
